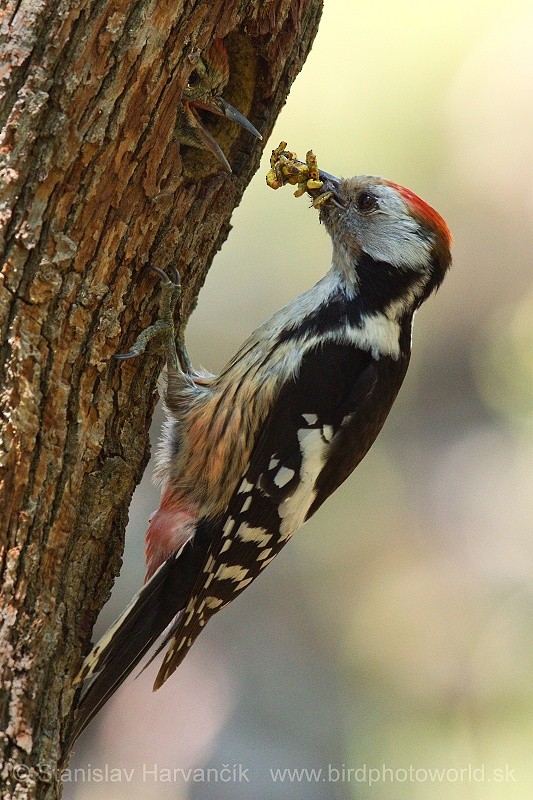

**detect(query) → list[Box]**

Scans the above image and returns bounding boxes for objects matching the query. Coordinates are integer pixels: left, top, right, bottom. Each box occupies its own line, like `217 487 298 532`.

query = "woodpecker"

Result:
71 149 451 743
176 39 262 172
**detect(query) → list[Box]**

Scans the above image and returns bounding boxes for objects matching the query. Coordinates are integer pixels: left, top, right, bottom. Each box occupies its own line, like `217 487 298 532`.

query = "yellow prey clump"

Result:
266 142 333 207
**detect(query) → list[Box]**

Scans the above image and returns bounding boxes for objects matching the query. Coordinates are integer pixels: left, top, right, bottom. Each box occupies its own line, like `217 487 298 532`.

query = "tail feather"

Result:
70 523 212 744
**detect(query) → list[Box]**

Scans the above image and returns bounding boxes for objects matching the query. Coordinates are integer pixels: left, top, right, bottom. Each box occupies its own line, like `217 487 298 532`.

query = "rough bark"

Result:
0 0 322 796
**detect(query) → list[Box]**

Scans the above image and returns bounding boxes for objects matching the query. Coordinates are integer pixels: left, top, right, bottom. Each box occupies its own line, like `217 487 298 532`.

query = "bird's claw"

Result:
115 266 190 374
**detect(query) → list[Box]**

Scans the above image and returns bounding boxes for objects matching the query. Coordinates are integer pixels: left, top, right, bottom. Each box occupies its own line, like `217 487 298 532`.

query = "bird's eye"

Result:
356 192 379 213
187 70 201 88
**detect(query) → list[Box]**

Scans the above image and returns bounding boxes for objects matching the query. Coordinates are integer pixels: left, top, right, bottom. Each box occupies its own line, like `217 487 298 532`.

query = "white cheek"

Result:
358 217 432 269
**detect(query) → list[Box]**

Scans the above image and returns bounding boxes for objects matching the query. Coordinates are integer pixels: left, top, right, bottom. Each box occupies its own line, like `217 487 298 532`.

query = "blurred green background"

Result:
68 1 533 797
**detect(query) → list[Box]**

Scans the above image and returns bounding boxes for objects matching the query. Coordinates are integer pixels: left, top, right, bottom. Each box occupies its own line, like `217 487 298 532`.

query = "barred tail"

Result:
70 524 212 744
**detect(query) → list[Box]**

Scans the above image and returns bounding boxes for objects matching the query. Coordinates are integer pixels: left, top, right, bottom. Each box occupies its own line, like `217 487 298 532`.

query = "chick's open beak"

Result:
211 97 262 141
186 96 262 172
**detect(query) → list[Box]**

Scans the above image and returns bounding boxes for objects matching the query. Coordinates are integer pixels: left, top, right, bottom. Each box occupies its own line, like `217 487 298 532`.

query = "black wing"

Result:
72 341 408 728
154 342 407 686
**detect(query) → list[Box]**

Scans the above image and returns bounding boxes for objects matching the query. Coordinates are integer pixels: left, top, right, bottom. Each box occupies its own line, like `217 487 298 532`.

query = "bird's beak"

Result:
317 169 340 190
193 96 262 141
215 98 263 141
310 169 345 209
187 97 262 172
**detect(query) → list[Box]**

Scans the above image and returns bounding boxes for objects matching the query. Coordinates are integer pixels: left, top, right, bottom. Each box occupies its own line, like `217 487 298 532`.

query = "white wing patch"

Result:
238 478 253 493
259 555 276 570
278 428 327 540
205 596 223 609
217 564 249 582
274 466 295 488
235 577 254 590
322 425 334 442
203 554 216 573
237 525 272 547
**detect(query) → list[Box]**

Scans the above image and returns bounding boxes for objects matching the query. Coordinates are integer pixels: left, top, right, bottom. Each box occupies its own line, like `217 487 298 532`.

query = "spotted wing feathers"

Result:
154 343 380 686
73 342 401 731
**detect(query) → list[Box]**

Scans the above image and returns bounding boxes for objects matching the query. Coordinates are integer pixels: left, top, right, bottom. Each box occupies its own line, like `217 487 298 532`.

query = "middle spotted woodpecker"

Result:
71 147 452 742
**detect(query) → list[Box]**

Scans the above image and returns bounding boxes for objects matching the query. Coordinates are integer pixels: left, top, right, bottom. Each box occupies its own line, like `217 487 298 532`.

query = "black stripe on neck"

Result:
354 252 421 313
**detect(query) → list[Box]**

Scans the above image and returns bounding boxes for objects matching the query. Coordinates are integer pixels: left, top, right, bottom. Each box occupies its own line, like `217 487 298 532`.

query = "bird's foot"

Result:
115 266 191 375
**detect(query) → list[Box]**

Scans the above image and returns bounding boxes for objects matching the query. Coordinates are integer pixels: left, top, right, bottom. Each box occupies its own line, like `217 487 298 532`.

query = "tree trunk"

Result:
0 0 322 795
